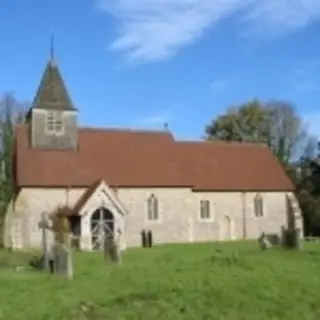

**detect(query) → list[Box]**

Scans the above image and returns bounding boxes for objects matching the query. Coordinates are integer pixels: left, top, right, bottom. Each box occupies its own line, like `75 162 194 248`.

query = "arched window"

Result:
200 200 211 220
254 194 264 218
147 194 159 221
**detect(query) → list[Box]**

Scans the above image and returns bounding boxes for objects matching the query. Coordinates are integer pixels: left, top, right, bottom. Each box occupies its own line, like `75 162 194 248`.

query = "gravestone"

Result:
103 234 121 264
141 230 147 248
281 227 302 250
147 230 153 248
258 232 272 250
39 214 73 278
53 240 73 279
38 213 50 270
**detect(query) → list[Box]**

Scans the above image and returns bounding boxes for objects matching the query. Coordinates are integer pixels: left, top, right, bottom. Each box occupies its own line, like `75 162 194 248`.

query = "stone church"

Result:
4 56 303 251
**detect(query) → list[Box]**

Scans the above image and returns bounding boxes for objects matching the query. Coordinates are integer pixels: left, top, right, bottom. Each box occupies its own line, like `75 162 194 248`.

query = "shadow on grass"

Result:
28 255 45 270
0 250 45 272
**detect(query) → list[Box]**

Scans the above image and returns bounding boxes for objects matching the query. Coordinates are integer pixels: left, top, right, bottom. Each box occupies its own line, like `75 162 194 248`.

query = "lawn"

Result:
0 241 320 319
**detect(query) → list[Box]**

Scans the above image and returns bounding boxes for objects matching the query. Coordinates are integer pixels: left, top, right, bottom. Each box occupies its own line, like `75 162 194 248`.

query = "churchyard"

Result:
0 240 320 319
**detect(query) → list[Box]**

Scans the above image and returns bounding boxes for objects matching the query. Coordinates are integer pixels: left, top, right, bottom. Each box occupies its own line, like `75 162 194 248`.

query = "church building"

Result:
4 55 302 251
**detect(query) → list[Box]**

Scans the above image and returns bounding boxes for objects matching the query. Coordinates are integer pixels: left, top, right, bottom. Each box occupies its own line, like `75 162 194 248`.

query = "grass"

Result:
1 241 320 319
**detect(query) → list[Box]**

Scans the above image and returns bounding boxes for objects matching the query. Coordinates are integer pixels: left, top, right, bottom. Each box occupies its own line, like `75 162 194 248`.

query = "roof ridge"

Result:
177 140 269 148
78 126 174 135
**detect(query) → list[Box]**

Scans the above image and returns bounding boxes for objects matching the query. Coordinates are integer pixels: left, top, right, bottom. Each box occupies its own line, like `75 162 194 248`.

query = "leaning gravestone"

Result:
258 232 272 250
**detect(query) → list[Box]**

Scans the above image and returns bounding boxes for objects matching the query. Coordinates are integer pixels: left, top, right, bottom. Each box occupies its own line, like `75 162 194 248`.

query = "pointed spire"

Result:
30 35 76 111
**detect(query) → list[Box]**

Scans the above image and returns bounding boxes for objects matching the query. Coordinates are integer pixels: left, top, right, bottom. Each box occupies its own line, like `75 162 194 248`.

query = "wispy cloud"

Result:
210 78 229 93
96 0 320 63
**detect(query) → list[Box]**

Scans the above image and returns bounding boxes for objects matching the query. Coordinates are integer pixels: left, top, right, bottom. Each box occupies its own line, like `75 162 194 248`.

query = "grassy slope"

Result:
0 241 320 319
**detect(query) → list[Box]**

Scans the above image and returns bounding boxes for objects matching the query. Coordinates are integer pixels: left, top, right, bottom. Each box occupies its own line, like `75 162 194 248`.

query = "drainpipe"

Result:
65 187 70 207
242 192 247 239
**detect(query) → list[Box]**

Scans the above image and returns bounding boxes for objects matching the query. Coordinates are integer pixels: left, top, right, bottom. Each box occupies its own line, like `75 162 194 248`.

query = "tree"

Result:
293 143 320 236
0 93 27 221
205 99 267 142
205 98 320 235
205 99 315 166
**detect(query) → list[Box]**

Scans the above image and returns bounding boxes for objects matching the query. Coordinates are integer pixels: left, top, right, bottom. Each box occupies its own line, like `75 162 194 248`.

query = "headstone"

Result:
38 213 50 270
281 227 302 250
147 230 153 248
258 232 272 250
292 228 302 250
104 236 121 264
141 230 147 248
54 241 73 279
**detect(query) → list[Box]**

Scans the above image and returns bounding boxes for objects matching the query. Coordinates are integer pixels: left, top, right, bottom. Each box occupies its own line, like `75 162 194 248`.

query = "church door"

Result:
90 207 114 250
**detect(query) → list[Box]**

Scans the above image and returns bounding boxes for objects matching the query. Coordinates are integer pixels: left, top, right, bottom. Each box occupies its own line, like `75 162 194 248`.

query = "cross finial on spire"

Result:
50 31 55 64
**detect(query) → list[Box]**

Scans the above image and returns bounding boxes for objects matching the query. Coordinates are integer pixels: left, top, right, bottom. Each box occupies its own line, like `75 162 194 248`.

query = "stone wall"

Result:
4 186 298 250
30 109 78 150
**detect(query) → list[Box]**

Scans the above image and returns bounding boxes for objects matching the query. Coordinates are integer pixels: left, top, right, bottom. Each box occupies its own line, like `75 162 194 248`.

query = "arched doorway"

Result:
90 207 114 250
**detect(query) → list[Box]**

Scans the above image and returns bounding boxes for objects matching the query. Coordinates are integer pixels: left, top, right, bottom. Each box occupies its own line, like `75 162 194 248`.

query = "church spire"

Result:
30 35 76 111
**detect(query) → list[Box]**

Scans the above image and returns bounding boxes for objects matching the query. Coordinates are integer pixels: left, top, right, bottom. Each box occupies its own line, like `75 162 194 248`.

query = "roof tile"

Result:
15 125 294 191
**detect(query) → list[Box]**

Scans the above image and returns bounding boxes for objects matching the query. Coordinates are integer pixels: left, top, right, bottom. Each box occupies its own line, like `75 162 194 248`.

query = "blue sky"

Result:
0 0 320 140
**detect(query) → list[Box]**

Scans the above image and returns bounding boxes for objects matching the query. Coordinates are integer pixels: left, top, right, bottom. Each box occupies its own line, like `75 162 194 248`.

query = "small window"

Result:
147 194 159 221
254 194 264 218
46 111 63 135
200 200 211 220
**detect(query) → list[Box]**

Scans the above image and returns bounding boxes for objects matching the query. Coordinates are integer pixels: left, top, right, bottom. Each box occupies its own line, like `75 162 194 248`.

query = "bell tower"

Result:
27 37 78 150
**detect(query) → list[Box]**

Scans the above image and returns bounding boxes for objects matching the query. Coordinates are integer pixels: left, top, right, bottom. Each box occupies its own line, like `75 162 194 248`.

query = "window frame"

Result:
253 194 264 218
199 199 212 222
45 111 64 135
146 194 160 223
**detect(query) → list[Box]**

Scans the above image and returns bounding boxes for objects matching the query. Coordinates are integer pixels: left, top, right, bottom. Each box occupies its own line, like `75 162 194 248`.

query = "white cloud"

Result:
96 0 320 63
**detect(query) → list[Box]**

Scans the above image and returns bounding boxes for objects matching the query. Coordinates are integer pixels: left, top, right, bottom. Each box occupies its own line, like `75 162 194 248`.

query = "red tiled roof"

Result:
14 124 295 191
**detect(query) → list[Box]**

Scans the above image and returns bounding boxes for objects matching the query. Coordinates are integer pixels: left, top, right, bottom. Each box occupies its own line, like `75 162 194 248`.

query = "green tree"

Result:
294 143 320 236
205 98 320 235
205 99 313 166
0 93 27 223
205 99 267 142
